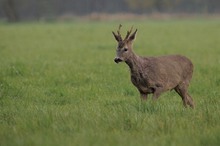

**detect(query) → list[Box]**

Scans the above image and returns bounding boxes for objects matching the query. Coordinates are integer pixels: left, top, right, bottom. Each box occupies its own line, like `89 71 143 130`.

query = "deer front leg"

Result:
141 94 148 100
152 87 164 100
139 91 148 101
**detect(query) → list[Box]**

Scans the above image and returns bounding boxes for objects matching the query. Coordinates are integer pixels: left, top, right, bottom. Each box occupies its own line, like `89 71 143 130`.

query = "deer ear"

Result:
129 29 137 42
112 31 120 42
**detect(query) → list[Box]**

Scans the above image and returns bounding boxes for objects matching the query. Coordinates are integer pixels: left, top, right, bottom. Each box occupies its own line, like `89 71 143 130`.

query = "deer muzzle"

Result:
114 57 123 63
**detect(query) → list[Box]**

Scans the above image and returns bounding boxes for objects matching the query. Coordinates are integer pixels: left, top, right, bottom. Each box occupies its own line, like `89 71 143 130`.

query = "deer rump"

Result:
128 55 193 95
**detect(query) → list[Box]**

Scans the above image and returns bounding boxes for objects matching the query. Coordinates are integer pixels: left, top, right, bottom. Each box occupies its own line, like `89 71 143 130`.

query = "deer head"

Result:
112 24 137 63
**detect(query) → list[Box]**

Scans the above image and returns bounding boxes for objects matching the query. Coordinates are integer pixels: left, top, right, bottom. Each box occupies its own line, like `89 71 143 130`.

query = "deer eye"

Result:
124 48 128 52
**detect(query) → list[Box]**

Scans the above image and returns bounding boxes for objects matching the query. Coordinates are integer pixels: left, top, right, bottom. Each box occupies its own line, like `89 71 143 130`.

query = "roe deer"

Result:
112 25 194 108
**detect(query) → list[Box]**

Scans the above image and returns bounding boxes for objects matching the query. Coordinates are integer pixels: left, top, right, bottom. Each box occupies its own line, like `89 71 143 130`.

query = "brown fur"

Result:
112 25 194 108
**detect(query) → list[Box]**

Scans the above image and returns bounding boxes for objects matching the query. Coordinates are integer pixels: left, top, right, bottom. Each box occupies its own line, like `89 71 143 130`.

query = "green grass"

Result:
0 19 220 146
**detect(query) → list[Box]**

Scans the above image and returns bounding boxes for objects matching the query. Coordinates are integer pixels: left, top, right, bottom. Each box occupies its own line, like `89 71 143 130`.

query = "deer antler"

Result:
124 25 133 41
116 24 122 41
112 24 123 42
113 24 135 42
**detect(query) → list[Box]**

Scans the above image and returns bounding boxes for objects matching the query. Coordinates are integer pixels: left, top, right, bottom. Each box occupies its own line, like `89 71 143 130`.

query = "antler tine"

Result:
117 24 122 34
124 25 133 40
116 24 122 41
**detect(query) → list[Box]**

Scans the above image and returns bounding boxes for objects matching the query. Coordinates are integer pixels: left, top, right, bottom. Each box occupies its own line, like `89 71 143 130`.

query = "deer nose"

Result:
114 57 122 63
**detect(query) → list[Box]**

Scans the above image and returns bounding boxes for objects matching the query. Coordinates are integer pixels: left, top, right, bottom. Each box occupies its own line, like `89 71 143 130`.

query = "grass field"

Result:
0 19 220 146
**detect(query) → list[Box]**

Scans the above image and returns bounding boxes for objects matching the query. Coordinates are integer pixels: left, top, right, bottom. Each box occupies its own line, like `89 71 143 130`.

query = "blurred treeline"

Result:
1 0 220 22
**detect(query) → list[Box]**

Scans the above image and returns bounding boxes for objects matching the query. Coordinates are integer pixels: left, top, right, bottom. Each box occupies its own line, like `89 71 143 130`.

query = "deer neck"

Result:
125 51 142 73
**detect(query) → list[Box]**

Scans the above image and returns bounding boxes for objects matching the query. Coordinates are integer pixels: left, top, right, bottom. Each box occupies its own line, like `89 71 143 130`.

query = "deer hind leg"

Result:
175 82 194 108
187 93 194 108
175 86 187 107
